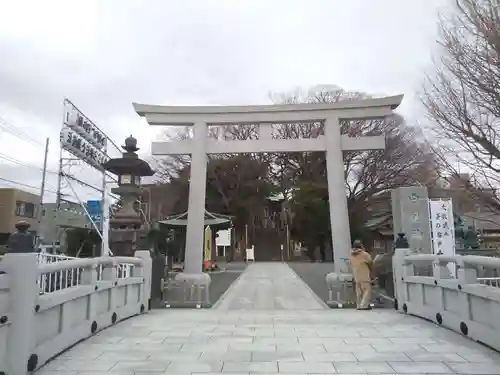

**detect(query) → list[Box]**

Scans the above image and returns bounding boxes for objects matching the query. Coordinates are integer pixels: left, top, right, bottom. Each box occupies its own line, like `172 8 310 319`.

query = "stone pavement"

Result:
37 263 500 375
214 263 326 310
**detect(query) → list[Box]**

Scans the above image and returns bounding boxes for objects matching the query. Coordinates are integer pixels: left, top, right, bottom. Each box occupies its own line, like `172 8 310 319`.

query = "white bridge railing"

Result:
36 253 134 294
0 251 152 375
478 277 500 287
393 250 500 352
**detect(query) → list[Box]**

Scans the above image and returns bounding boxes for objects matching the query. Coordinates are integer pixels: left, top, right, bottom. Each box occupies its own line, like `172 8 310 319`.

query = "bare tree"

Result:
422 0 500 206
264 86 439 253
270 87 439 205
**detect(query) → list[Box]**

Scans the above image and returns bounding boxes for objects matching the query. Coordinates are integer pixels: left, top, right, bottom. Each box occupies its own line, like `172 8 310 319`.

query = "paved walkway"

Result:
38 263 500 375
215 263 326 310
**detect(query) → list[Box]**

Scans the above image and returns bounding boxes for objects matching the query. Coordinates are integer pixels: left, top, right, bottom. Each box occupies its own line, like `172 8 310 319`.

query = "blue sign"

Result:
86 200 102 224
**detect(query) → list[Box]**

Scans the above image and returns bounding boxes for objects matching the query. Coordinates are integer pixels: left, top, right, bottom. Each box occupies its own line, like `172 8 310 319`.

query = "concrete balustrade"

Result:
0 250 152 375
393 249 500 352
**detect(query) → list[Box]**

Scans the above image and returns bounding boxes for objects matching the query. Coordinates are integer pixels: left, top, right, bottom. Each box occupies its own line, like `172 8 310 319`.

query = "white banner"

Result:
429 199 456 275
429 199 455 256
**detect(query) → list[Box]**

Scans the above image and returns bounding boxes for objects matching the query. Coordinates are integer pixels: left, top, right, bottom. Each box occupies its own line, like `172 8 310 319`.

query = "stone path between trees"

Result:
37 263 500 375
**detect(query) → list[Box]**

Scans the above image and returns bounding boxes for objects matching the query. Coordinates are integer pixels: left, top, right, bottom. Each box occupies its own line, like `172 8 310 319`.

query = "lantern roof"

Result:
102 135 155 176
102 157 155 176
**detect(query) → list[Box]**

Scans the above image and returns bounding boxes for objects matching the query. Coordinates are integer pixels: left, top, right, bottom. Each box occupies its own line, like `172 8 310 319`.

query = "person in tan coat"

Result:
349 240 373 310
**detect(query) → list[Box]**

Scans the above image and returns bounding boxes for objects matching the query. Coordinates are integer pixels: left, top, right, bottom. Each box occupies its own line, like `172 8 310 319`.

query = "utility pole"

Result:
36 137 50 247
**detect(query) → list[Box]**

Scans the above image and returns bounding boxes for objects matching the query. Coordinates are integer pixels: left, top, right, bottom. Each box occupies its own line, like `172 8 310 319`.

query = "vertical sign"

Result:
86 200 102 225
204 226 212 262
429 199 456 274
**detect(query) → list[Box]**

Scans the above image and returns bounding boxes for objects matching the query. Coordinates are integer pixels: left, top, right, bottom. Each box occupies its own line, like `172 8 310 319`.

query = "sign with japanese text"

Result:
63 99 107 150
429 199 455 257
60 126 110 171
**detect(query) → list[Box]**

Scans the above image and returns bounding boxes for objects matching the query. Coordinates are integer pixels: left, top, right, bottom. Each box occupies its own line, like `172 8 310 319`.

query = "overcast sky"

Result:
0 0 450 203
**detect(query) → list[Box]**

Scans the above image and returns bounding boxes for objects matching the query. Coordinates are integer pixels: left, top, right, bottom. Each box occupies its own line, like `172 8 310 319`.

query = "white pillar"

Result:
392 248 411 312
101 189 110 256
324 116 351 273
4 253 39 375
135 250 153 308
184 122 208 274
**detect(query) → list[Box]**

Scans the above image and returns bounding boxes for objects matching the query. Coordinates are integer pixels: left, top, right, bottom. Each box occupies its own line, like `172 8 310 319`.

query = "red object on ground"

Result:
203 260 218 271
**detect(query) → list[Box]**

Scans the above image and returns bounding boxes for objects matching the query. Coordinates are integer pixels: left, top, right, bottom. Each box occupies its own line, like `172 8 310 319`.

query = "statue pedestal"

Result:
325 272 356 308
163 272 212 309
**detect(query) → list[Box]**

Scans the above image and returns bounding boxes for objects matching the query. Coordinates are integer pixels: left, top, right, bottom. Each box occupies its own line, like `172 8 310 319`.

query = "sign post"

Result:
55 99 112 254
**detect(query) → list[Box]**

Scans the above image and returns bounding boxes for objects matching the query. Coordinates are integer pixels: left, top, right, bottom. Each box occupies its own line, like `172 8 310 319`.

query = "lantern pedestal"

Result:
164 272 212 308
109 230 138 257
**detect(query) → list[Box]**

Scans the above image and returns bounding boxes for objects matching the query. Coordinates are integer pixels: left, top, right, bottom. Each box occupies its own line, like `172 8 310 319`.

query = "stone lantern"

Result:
102 136 154 256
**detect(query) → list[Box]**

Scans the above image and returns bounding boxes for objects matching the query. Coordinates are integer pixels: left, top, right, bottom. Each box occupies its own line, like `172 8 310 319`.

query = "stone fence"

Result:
393 249 500 352
0 251 152 375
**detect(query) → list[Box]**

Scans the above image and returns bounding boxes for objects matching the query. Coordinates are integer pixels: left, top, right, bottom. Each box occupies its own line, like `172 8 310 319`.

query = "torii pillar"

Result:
134 95 403 283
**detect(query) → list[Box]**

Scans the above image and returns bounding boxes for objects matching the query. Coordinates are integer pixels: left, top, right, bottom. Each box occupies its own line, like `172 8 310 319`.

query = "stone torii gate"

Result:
134 95 403 282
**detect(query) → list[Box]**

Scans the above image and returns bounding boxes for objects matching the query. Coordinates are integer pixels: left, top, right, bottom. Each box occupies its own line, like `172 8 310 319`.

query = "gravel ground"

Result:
287 262 334 303
208 262 247 304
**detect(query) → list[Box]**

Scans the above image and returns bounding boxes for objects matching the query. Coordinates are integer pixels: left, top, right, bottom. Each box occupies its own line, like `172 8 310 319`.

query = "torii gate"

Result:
134 95 403 278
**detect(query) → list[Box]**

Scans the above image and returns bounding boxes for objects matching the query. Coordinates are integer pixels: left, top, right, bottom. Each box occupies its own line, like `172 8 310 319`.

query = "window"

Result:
15 201 36 218
15 201 24 216
25 203 35 218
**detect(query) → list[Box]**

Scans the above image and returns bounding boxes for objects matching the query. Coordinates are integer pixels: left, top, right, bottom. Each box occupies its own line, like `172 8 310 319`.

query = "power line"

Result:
0 152 60 194
0 116 44 148
0 151 110 198
0 153 100 200
0 176 58 195
0 152 58 175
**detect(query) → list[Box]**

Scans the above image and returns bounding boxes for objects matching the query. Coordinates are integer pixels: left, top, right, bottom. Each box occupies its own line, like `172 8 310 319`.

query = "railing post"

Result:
392 248 411 312
431 258 447 314
3 253 39 375
81 262 99 331
135 250 152 311
457 259 476 322
433 259 452 279
457 262 478 285
102 260 117 314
